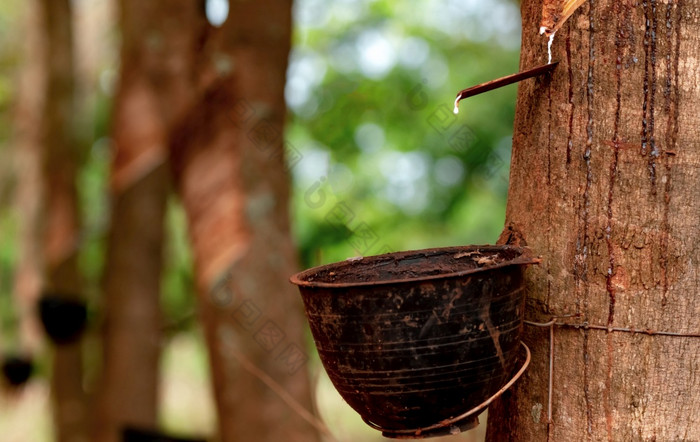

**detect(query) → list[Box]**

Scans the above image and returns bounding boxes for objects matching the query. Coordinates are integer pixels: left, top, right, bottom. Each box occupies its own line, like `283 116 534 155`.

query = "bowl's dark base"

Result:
376 415 479 439
361 342 531 439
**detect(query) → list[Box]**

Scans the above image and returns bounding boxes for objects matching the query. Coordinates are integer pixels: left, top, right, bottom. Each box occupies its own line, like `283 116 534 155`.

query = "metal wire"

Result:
362 341 532 437
558 322 700 338
523 316 700 434
525 318 700 338
231 317 699 441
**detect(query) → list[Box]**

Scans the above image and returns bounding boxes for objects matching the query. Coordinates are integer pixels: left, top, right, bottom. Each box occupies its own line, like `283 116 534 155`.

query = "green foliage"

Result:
0 0 522 338
288 0 521 267
0 212 18 342
161 198 196 332
0 0 21 338
77 137 110 300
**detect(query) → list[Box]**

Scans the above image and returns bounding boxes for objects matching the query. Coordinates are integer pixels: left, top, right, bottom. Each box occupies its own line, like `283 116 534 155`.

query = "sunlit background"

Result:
288 0 522 269
0 0 522 440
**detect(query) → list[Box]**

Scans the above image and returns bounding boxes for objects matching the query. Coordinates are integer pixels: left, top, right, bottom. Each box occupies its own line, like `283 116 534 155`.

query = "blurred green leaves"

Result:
0 0 523 340
288 0 521 267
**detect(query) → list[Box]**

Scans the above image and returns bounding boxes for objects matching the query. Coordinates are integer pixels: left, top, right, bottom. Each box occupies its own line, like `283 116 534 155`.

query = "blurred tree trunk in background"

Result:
12 0 44 356
36 0 89 441
92 0 320 439
91 0 176 440
488 0 699 440
168 1 320 440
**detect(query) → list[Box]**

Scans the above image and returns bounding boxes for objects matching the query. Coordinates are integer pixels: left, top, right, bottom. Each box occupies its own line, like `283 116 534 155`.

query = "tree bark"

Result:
487 1 699 441
91 1 184 440
37 0 89 441
93 162 168 442
169 1 320 440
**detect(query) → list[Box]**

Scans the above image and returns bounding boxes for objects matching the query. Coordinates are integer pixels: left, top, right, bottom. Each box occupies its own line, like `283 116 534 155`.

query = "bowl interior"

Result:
292 245 535 287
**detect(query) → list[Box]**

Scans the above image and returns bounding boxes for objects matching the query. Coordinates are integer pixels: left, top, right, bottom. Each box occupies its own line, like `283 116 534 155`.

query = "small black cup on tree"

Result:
122 427 207 442
38 292 88 345
1 355 33 387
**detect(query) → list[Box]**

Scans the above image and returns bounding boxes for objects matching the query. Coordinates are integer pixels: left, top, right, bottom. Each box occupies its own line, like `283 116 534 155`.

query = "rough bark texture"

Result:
37 0 89 441
487 1 700 441
169 1 320 440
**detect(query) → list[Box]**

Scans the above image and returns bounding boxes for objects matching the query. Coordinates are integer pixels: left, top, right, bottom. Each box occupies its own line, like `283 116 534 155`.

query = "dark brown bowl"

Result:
37 293 88 345
291 245 538 438
1 355 33 387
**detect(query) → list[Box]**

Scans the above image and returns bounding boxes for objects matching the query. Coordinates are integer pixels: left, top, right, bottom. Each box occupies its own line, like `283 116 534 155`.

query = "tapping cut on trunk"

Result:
539 0 587 36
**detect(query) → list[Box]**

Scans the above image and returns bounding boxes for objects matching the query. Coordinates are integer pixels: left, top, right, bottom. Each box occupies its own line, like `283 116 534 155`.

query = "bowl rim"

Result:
289 244 540 289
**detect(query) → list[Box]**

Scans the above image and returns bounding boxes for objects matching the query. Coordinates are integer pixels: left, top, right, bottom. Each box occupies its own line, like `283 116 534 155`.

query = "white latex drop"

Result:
547 31 556 64
453 96 460 115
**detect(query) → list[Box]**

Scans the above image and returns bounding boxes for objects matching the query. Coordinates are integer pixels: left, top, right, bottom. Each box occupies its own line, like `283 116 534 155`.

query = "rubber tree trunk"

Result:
169 1 320 440
37 0 89 441
13 0 45 357
487 1 700 441
93 164 168 442
91 1 176 440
